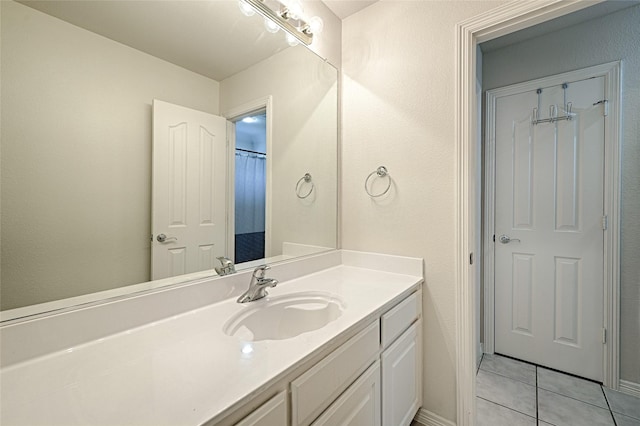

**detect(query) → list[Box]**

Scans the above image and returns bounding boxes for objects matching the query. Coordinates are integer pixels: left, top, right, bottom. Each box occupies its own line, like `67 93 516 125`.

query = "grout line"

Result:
536 365 539 424
478 365 536 387
602 385 618 426
538 387 613 411
476 396 537 420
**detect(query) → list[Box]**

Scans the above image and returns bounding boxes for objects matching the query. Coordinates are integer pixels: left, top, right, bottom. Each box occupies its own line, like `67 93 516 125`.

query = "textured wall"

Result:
220 47 339 257
0 1 220 310
483 3 640 386
342 1 504 421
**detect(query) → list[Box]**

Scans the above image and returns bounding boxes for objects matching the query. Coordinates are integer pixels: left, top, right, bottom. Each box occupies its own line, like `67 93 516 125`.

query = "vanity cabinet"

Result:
233 288 422 426
311 360 381 426
291 321 380 426
380 291 422 426
236 391 287 426
294 289 421 426
381 321 422 426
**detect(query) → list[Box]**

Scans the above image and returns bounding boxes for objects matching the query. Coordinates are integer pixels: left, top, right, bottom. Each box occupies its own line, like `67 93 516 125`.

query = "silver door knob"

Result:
156 233 177 243
499 234 521 244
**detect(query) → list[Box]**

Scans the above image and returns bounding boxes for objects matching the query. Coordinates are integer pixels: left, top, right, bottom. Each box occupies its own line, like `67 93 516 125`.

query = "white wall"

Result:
220 46 338 256
0 1 220 309
482 4 640 386
301 0 342 68
342 1 504 422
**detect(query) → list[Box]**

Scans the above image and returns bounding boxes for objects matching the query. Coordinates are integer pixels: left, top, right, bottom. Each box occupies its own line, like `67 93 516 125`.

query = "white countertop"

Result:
1 257 422 425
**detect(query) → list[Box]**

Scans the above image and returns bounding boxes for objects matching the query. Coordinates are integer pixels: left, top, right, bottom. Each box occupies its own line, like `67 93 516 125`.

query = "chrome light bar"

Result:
244 0 314 45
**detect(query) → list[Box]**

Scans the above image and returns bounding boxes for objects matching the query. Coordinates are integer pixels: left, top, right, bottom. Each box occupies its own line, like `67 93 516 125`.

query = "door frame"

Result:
483 62 621 371
454 2 622 424
222 96 273 260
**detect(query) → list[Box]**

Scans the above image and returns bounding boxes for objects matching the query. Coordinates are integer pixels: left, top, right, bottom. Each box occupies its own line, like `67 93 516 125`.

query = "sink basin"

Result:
223 292 345 341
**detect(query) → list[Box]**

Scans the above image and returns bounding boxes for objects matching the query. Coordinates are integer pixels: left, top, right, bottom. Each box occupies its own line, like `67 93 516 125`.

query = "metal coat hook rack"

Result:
532 84 574 125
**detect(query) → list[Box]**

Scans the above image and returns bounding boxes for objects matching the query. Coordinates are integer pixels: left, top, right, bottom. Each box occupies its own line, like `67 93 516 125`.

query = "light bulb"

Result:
286 33 299 47
287 0 303 20
237 0 255 17
264 17 280 34
308 16 324 35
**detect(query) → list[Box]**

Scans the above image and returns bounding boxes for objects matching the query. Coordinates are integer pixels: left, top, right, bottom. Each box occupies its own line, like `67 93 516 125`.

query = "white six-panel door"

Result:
494 77 605 381
151 100 227 280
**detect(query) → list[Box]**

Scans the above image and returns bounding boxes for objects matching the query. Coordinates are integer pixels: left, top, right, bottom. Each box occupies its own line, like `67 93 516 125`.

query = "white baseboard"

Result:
414 408 456 426
619 380 640 398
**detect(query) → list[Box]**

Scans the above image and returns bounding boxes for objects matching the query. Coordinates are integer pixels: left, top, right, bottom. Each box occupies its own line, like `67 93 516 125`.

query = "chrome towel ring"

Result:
365 166 391 197
296 173 314 199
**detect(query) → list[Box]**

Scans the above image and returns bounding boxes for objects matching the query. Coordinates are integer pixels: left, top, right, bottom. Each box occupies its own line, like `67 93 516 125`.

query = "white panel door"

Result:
152 100 227 280
494 77 605 381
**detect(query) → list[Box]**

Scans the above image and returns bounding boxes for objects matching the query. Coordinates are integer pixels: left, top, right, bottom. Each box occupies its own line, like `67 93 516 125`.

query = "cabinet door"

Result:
236 391 287 426
292 321 380 426
381 320 422 426
311 361 381 426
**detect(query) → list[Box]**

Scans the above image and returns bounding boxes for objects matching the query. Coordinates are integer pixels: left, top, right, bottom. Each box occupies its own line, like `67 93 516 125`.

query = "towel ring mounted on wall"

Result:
296 173 314 199
364 166 391 197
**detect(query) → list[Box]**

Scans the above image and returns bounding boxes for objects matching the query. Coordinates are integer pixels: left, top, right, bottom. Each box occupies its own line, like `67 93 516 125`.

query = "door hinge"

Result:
593 99 609 116
602 328 607 344
602 215 608 230
493 234 495 243
469 252 474 265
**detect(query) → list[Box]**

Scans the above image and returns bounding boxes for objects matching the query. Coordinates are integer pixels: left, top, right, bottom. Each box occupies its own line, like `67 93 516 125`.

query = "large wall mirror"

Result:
0 0 338 318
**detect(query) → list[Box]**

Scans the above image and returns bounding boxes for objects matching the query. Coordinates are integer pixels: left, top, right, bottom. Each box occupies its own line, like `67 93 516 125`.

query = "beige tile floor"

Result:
476 354 640 426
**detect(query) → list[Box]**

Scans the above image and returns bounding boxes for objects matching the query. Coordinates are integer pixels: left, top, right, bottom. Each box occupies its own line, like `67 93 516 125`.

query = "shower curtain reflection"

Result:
235 151 266 263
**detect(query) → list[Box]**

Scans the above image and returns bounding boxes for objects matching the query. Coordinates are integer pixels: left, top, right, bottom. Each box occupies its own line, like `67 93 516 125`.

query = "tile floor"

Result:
476 354 640 426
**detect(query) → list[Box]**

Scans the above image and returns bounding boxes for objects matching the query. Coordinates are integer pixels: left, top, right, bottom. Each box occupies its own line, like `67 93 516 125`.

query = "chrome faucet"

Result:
215 256 236 276
237 265 278 303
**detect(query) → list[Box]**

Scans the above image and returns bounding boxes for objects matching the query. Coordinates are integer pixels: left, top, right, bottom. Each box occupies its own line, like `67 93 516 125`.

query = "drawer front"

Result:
381 291 420 348
311 360 381 426
235 391 287 426
291 321 380 426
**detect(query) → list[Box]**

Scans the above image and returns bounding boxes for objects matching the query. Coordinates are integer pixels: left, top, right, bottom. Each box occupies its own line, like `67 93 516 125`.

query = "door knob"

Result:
156 233 177 243
499 234 521 244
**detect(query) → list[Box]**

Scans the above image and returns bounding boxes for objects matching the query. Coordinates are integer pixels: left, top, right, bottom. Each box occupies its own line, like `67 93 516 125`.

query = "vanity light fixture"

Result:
241 0 323 46
237 0 256 17
286 33 299 47
264 17 280 34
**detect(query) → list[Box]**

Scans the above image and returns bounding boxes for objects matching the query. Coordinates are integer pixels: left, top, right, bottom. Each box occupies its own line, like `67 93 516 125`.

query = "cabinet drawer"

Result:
235 391 287 426
381 291 420 348
311 360 381 426
291 321 380 426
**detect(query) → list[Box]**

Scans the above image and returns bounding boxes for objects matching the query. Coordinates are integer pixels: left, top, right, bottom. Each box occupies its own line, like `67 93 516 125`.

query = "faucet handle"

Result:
217 256 232 267
215 256 236 275
253 265 270 279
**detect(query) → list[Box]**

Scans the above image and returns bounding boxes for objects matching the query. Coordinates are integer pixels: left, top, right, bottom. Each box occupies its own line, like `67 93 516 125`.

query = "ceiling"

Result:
322 0 378 19
18 0 380 83
18 0 292 81
481 0 640 52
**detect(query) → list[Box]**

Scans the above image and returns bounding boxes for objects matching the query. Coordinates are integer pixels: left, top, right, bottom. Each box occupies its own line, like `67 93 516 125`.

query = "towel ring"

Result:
296 173 314 199
364 166 391 197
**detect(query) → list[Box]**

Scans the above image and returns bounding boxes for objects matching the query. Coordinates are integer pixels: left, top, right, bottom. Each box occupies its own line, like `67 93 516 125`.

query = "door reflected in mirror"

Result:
234 113 267 265
0 0 337 317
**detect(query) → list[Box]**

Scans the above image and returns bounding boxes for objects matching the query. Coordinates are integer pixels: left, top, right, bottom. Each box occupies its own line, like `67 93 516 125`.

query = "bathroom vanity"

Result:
0 250 423 425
